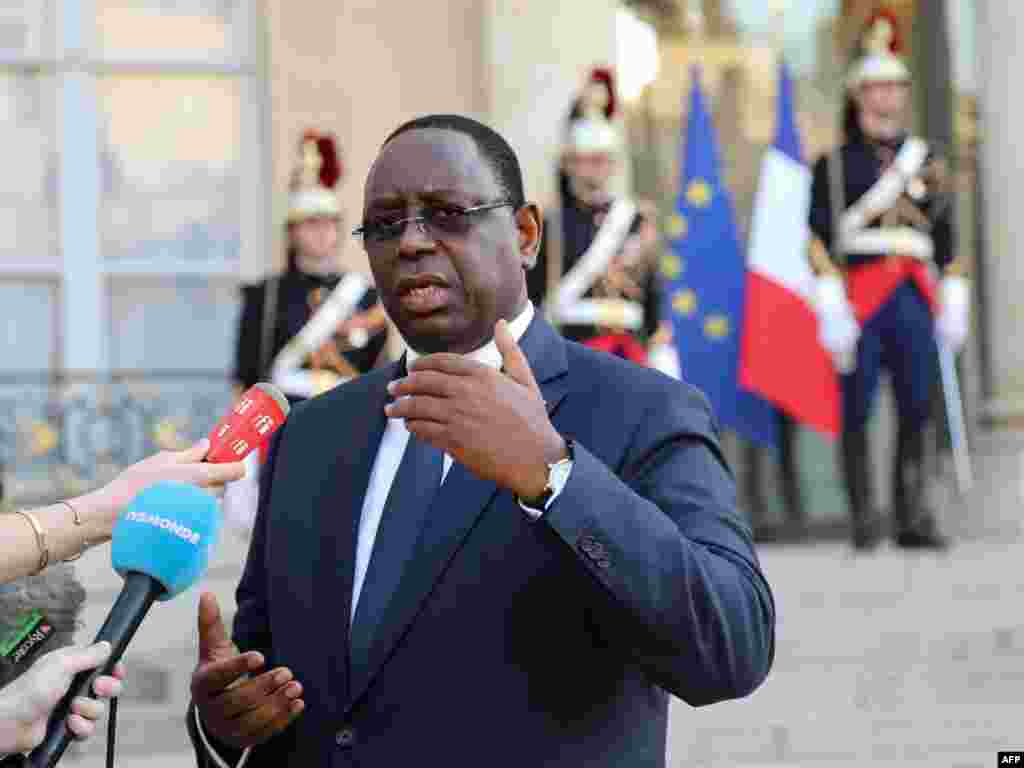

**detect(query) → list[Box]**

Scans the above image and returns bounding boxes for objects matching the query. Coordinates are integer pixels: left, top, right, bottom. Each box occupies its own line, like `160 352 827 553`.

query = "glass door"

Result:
0 0 268 505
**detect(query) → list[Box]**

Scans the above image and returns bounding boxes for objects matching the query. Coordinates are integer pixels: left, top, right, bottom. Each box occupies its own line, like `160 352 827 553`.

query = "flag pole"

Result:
765 2 807 531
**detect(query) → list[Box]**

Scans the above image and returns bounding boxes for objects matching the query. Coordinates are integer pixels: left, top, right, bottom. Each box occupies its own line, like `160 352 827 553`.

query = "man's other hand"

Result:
190 593 304 750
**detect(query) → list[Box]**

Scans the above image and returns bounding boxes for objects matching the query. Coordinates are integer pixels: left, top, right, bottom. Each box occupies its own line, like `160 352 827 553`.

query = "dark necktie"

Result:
349 431 443 677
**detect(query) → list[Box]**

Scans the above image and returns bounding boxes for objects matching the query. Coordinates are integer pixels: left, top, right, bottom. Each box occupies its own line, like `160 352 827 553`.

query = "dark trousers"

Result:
839 280 943 544
842 280 937 435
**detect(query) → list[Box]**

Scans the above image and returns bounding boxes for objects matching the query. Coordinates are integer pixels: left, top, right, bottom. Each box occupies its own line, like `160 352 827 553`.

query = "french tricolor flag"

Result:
739 62 840 439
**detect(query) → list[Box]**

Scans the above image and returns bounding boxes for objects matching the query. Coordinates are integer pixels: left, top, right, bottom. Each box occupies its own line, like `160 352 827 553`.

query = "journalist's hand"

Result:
0 641 126 752
387 319 566 500
77 440 246 542
190 593 304 749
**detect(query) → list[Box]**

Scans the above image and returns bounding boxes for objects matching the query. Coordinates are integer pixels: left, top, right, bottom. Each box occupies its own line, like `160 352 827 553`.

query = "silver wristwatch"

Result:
517 439 575 520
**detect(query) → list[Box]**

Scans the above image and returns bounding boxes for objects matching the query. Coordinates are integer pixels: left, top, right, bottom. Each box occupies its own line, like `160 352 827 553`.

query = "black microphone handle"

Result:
28 572 165 768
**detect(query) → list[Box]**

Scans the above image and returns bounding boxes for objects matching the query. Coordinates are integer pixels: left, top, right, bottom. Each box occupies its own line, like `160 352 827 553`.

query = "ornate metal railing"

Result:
0 371 232 506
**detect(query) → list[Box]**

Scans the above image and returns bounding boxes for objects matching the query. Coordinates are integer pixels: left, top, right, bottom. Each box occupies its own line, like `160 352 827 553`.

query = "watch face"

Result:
550 459 573 493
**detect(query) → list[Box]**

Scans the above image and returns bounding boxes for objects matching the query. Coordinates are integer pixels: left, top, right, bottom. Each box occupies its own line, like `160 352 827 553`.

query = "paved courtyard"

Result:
668 429 1024 767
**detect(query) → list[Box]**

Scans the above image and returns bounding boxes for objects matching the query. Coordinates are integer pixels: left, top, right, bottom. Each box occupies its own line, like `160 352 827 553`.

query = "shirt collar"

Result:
404 301 535 370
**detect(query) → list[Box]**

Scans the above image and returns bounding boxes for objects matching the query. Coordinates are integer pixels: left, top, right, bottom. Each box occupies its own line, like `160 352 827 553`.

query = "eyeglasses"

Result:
353 201 515 244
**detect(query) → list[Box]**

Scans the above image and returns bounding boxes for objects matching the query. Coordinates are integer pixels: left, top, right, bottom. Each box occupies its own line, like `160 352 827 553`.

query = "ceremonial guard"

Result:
233 131 388 402
225 131 389 534
528 69 678 374
808 13 969 550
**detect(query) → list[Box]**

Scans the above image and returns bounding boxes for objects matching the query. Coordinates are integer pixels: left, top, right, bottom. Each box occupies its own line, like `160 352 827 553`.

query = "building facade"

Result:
0 1 1019 763
0 2 624 764
0 0 620 506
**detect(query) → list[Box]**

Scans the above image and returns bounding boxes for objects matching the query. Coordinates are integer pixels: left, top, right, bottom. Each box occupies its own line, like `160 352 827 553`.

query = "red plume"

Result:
589 67 617 119
300 129 343 189
316 135 342 189
864 7 904 54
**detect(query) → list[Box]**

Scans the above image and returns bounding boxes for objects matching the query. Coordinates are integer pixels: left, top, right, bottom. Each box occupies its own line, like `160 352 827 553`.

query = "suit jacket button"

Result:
336 726 356 747
595 557 612 570
579 536 606 559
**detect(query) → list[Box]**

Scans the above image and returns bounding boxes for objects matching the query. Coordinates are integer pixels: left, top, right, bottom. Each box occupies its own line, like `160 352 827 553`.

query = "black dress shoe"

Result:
891 426 948 551
894 528 949 550
852 525 883 551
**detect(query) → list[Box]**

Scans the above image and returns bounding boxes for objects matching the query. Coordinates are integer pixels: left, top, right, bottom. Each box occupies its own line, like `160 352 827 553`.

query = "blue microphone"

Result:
111 481 222 600
29 482 221 768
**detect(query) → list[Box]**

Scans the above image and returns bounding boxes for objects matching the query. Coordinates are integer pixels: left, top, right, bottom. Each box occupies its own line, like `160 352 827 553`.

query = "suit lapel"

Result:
528 317 571 420
347 315 570 705
319 361 398 712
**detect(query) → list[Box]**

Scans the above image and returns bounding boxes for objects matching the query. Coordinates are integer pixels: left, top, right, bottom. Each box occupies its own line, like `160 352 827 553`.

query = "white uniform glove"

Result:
813 274 860 374
647 343 682 380
935 275 970 353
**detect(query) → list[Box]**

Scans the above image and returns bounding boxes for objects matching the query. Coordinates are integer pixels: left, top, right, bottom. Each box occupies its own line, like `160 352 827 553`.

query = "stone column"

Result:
482 0 620 208
263 0 620 271
265 0 488 276
976 0 1024 421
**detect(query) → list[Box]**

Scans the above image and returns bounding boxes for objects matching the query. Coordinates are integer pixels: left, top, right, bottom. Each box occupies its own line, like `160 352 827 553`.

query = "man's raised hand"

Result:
386 318 565 499
190 593 304 749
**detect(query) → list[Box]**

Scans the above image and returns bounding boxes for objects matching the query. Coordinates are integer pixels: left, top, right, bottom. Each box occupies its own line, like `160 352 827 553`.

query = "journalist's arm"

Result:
0 440 244 585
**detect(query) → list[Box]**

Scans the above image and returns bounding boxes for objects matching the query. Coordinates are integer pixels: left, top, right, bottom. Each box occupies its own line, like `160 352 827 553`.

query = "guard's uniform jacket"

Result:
234 270 387 402
810 137 953 326
529 182 663 365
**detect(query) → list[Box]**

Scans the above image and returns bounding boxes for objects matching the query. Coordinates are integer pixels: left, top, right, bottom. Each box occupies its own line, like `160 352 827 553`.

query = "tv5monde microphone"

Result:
27 482 220 767
29 383 289 767
205 383 290 464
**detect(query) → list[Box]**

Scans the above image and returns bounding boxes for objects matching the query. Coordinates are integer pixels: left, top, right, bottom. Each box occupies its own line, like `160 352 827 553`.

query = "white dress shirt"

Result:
197 302 535 768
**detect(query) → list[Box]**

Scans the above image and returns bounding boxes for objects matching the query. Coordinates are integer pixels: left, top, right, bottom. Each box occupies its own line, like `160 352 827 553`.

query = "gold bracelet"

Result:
16 509 49 575
60 500 90 562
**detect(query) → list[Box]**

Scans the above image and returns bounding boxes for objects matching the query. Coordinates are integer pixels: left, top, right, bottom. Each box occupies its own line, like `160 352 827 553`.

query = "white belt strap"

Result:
841 227 934 262
838 136 928 240
554 298 644 331
553 198 638 311
271 369 352 400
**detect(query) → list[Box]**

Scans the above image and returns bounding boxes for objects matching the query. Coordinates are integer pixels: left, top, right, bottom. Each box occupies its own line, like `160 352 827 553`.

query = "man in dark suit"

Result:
186 114 775 767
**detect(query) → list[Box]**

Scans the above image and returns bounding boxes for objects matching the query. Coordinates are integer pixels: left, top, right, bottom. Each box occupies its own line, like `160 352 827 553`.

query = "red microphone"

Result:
206 383 290 463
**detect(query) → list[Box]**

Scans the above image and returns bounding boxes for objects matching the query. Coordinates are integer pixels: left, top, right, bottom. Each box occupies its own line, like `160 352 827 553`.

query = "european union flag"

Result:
663 67 777 448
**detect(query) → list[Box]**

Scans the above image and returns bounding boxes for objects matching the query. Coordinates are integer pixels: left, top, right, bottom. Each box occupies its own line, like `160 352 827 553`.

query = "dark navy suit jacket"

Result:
189 314 775 767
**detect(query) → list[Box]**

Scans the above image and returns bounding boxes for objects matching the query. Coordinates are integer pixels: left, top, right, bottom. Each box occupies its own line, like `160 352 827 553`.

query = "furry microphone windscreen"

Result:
0 563 85 686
